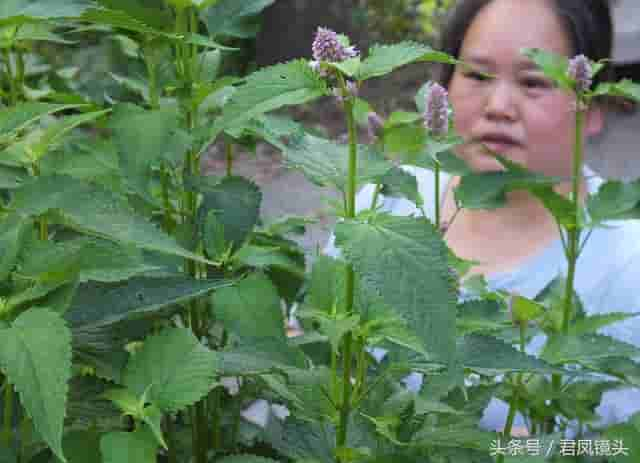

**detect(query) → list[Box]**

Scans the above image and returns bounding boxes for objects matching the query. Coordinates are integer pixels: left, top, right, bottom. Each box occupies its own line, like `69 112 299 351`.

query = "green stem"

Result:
497 322 527 463
225 138 233 177
210 387 222 450
2 380 13 448
2 49 17 106
336 75 358 461
547 103 586 435
166 415 177 463
434 160 441 229
161 163 173 233
144 43 160 110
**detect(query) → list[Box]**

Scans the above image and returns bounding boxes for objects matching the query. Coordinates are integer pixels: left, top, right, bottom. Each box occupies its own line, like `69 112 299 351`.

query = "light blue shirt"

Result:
324 164 640 432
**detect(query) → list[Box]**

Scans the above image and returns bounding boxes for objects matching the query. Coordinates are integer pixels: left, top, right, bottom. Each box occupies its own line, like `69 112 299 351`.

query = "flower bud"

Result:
332 80 358 104
423 82 450 137
312 27 359 63
567 54 593 93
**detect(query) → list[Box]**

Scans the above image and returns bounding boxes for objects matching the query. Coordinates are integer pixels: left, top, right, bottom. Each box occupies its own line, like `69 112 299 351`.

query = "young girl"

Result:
325 0 640 434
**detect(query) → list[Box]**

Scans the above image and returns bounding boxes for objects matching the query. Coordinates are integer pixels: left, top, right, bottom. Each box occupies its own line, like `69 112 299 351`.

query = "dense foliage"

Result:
1 1 640 463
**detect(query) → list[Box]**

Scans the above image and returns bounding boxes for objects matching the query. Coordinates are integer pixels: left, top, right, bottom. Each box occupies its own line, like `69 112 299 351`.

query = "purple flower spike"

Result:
424 82 450 137
568 55 593 93
312 27 359 63
367 112 385 139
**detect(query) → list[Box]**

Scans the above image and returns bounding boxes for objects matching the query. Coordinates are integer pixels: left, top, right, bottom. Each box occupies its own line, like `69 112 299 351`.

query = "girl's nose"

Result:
484 81 517 122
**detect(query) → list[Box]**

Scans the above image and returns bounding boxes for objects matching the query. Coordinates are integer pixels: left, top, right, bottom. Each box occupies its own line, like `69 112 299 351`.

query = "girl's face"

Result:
449 0 603 176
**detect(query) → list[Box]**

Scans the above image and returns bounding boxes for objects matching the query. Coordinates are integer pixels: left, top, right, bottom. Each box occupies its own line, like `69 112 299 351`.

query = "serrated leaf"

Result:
201 0 275 38
233 244 304 277
109 104 191 198
212 272 285 340
15 22 76 44
594 79 640 103
217 337 306 375
586 179 640 224
218 455 280 463
456 299 510 335
123 327 217 412
197 176 261 255
0 0 93 27
572 312 640 335
458 334 562 374
334 213 457 362
0 103 83 141
11 175 213 265
100 426 158 463
511 295 545 323
24 110 110 163
357 42 456 81
307 255 343 313
0 214 31 280
65 276 230 328
0 308 72 462
94 0 173 31
455 159 560 210
81 7 162 35
207 60 328 144
378 166 422 206
19 237 159 284
541 333 640 365
282 133 390 194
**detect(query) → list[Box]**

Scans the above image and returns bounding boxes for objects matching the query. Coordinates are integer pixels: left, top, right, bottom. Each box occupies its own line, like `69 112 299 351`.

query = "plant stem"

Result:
434 159 441 229
2 49 17 106
166 415 177 463
225 138 233 177
2 381 13 448
547 104 586 434
335 75 358 461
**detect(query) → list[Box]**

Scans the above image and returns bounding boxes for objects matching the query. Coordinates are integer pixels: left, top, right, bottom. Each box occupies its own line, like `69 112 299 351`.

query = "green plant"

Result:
2 2 640 463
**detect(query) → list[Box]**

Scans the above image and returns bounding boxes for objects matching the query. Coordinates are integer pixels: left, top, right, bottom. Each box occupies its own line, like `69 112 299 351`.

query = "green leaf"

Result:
521 47 572 91
201 0 275 38
94 0 173 31
511 295 545 323
211 272 285 340
123 327 218 413
594 79 640 103
19 237 160 284
233 244 304 277
24 110 111 163
0 308 72 462
81 7 162 36
0 0 93 27
455 160 560 210
197 176 261 256
0 164 28 188
15 23 76 44
11 175 213 265
456 299 510 335
306 255 343 313
541 333 640 365
65 276 230 328
378 166 422 206
100 426 158 463
357 42 456 81
54 429 102 463
0 215 31 280
217 456 280 463
457 334 562 374
572 312 640 335
282 133 390 194
207 60 328 144
109 104 191 197
217 337 306 375
0 103 83 142
334 213 457 362
586 179 640 224
413 425 496 450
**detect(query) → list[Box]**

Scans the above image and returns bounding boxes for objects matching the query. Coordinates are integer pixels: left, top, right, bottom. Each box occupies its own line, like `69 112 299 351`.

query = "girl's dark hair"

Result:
436 0 614 89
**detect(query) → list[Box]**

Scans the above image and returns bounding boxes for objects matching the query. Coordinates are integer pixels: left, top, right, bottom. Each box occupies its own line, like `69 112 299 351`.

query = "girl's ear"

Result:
585 104 605 137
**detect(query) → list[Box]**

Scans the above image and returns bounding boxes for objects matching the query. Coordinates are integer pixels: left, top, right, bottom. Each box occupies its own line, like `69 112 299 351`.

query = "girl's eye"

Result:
463 70 491 81
521 76 553 89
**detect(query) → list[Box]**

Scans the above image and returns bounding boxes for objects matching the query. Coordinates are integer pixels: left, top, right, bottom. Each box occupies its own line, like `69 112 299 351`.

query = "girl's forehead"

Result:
460 0 572 60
